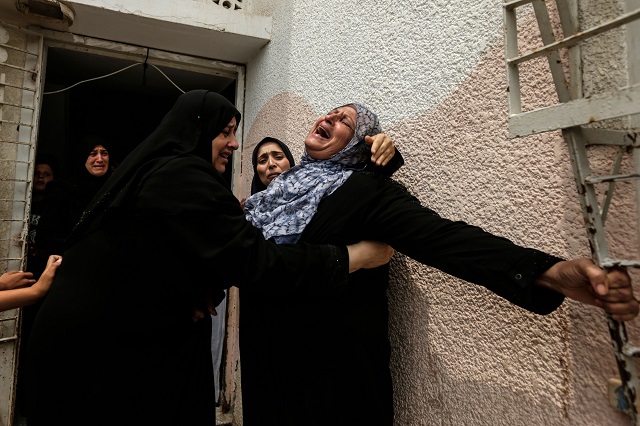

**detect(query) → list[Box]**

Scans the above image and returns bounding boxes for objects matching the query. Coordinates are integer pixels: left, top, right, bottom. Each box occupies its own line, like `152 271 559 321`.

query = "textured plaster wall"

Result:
241 1 639 425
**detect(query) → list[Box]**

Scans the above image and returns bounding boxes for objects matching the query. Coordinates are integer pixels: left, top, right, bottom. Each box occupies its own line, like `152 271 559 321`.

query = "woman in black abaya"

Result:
27 91 392 426
241 103 638 426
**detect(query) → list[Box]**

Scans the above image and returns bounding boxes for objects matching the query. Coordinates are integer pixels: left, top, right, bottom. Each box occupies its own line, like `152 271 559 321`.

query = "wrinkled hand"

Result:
365 134 395 166
347 240 394 273
536 258 638 322
0 270 35 291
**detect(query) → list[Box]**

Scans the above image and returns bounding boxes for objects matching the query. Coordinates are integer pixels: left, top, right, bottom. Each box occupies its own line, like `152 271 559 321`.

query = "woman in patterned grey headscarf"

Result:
244 103 381 243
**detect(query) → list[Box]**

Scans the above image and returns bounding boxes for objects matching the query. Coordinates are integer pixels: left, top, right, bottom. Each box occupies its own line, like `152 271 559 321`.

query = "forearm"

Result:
0 286 46 311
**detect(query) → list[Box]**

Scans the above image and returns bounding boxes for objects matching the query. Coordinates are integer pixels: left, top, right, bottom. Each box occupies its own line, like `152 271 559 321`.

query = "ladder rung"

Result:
507 8 640 65
508 83 640 137
585 173 640 184
503 0 535 10
601 259 640 269
581 128 640 147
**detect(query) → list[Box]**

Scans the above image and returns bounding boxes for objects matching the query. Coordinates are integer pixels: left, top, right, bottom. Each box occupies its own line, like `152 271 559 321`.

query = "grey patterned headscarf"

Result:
244 103 382 243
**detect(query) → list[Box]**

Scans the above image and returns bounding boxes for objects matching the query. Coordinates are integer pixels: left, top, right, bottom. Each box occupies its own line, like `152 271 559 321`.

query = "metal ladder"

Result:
503 0 640 422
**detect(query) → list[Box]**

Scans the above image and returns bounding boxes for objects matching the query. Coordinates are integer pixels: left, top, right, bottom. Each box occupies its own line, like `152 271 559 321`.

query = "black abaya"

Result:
240 172 564 426
27 91 349 425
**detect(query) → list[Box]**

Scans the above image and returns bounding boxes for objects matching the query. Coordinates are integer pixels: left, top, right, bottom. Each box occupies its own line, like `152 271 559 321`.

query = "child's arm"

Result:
0 255 62 311
0 270 35 290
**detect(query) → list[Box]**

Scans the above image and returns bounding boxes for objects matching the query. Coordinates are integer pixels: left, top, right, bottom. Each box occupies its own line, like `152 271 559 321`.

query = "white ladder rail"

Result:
503 0 640 422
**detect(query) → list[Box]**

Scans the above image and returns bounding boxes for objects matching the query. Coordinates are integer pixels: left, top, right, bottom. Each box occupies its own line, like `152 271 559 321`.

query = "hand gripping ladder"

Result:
504 0 640 422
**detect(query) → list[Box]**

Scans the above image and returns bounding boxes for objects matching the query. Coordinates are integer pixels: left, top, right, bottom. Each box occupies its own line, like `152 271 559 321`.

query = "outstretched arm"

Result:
535 258 638 322
0 255 62 311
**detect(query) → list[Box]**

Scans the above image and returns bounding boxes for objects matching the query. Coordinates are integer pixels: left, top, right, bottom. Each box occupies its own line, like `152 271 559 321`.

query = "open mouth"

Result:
315 124 330 139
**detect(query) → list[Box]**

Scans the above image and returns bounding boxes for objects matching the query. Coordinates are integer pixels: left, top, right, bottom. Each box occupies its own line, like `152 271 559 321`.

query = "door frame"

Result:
1 24 245 424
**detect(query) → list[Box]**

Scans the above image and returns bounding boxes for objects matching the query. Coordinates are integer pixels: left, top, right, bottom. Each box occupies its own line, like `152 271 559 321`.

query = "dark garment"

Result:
27 90 349 426
26 182 64 279
240 172 564 426
27 155 347 426
68 169 112 220
33 171 112 261
17 182 66 419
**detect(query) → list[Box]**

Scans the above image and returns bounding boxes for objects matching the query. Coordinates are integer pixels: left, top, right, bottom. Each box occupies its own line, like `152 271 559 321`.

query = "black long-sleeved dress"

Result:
240 171 564 426
27 155 349 426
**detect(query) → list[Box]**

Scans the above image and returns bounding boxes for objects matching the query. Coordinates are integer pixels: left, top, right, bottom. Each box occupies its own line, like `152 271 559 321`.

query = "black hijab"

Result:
72 137 114 208
250 137 295 195
70 90 241 242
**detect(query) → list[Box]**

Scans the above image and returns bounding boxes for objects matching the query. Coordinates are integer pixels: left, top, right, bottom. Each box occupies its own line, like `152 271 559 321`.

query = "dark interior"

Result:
38 47 237 181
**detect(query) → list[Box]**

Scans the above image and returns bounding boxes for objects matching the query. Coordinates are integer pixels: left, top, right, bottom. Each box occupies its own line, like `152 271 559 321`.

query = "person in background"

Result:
250 134 400 194
27 154 60 278
35 138 114 258
26 90 393 426
227 134 399 407
241 102 639 426
67 137 114 223
250 137 297 194
17 154 64 425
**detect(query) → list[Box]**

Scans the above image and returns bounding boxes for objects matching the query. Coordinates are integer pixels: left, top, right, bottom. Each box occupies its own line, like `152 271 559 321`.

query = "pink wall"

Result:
241 3 639 424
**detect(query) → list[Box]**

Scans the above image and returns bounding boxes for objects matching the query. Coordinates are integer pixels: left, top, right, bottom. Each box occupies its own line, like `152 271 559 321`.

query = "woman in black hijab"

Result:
27 90 392 426
70 136 114 213
250 137 296 195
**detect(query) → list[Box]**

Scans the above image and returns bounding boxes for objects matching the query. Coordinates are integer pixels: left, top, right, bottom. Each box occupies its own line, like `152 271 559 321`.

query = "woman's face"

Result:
34 164 54 191
85 145 110 177
211 117 239 174
256 142 292 186
304 106 356 160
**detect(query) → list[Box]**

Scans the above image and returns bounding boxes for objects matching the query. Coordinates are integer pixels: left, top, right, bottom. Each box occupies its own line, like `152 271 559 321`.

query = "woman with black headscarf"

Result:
250 137 296 195
27 90 393 426
33 138 114 263
70 137 113 214
248 134 400 196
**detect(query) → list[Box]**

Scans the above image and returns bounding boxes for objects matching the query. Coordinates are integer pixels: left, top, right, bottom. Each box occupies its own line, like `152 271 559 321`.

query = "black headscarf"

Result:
250 137 296 195
72 136 114 209
70 90 241 243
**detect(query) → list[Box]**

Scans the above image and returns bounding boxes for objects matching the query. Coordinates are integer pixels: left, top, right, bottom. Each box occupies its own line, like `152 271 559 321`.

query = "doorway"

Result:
9 34 244 425
39 46 239 183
